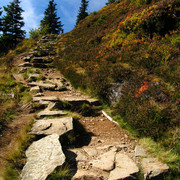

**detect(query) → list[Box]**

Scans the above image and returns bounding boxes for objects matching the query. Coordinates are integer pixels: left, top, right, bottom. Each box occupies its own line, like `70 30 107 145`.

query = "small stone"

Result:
90 149 116 171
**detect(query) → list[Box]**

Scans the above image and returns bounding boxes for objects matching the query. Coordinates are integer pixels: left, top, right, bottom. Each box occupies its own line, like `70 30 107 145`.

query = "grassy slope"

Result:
55 0 179 176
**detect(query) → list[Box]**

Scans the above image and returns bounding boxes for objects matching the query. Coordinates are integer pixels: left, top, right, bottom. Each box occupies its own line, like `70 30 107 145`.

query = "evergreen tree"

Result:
0 7 2 33
2 0 25 48
76 0 89 25
106 0 116 6
41 0 63 34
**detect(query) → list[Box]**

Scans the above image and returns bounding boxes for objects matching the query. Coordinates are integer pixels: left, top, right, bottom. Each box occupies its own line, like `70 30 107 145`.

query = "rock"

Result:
83 147 98 157
21 134 65 180
46 78 63 87
28 74 41 81
23 56 31 62
33 96 58 103
90 149 116 171
109 153 139 180
141 158 169 179
29 82 56 90
72 170 102 180
18 62 32 67
31 57 53 64
30 86 40 94
37 110 67 119
87 98 100 106
46 102 56 110
19 67 27 73
135 145 146 157
70 149 87 162
30 117 73 136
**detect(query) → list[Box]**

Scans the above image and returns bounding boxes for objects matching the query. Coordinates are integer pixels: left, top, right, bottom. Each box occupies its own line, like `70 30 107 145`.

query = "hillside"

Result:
55 0 179 177
0 0 179 179
56 0 179 149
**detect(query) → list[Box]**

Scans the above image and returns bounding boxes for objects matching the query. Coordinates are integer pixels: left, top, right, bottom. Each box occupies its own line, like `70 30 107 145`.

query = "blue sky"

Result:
1 0 107 36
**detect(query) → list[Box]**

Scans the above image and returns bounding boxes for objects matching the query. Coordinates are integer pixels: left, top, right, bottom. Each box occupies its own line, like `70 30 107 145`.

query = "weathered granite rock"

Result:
90 149 116 171
29 82 56 90
70 149 87 162
141 158 169 179
37 110 67 119
33 96 58 103
30 86 40 94
28 74 41 81
30 117 73 136
109 153 139 180
83 147 98 157
21 134 65 180
135 145 146 157
72 170 102 180
18 62 32 67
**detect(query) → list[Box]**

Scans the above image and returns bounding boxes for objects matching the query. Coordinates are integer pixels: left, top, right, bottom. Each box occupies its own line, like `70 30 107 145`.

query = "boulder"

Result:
90 149 116 171
21 134 65 180
141 158 169 179
30 117 73 136
109 153 139 180
37 110 67 119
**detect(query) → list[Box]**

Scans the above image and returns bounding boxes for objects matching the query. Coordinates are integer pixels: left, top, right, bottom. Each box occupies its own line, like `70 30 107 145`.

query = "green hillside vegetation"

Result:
55 0 179 172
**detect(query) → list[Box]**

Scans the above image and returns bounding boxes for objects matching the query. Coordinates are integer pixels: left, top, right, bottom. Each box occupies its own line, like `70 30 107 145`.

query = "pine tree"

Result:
41 0 63 34
0 7 3 33
106 0 116 6
2 0 25 47
76 0 89 25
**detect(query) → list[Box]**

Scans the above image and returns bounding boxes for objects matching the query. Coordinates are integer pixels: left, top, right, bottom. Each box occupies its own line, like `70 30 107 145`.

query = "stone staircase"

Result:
13 35 169 180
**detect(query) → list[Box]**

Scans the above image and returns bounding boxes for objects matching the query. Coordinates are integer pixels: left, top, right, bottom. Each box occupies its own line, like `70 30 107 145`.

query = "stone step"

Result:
29 82 56 90
28 74 42 81
30 117 73 136
31 57 54 64
33 96 58 103
37 110 67 119
18 62 32 67
20 134 65 180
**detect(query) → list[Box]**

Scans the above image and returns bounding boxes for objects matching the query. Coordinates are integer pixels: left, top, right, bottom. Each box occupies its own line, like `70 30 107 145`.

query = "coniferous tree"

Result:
41 0 63 34
2 0 25 48
0 7 2 33
106 0 116 6
76 0 89 25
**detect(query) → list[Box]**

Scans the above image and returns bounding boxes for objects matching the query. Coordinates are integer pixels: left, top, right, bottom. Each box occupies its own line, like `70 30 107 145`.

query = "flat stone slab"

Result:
72 170 102 180
28 74 41 81
30 86 40 94
37 110 67 119
18 62 32 67
21 134 65 180
135 145 146 157
141 158 169 179
30 117 73 136
90 149 116 171
109 153 139 180
29 81 56 89
33 96 58 103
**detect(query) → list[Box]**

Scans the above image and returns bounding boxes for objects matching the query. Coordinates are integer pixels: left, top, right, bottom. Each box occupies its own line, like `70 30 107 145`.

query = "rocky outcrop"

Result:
36 110 67 118
21 134 65 180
